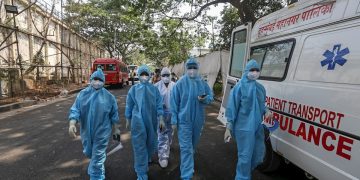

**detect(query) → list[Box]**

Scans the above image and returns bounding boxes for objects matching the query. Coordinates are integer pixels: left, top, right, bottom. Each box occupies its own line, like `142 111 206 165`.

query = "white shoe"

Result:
159 159 168 168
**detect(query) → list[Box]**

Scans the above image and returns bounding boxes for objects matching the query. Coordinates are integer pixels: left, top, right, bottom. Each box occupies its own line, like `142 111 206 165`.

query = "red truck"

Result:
92 58 129 87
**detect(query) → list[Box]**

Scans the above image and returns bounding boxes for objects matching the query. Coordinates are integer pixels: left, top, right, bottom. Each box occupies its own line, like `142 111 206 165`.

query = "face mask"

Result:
140 75 149 83
187 69 198 78
247 71 260 80
91 80 104 89
162 77 170 83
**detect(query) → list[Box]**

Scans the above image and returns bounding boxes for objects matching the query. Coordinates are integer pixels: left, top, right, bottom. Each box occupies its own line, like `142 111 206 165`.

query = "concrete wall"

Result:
0 0 105 96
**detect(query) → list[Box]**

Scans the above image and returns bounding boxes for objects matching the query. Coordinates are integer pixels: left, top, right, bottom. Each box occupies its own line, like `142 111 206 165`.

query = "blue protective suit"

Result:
225 60 267 180
155 69 175 161
125 65 164 180
171 58 214 179
69 69 119 180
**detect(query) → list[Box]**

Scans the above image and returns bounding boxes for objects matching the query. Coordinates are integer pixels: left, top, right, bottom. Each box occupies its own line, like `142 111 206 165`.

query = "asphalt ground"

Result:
0 85 307 180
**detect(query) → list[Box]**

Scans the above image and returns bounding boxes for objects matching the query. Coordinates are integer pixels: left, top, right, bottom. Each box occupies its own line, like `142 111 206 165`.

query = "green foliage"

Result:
64 0 149 61
142 19 194 66
215 6 242 50
64 0 197 66
64 0 285 66
215 1 284 50
249 0 284 19
213 82 223 97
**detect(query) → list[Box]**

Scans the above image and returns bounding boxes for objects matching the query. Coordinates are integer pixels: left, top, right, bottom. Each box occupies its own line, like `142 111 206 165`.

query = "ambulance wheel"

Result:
257 128 281 173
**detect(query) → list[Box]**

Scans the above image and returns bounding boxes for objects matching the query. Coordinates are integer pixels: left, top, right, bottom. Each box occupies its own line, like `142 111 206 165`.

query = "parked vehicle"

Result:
218 0 360 179
92 58 129 87
128 65 139 83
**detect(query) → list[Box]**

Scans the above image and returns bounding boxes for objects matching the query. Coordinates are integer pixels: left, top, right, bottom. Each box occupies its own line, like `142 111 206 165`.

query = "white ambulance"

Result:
217 0 360 179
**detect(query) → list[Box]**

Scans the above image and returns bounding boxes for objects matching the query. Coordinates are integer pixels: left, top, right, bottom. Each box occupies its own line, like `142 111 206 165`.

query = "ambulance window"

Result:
249 48 266 66
229 29 247 78
250 39 295 80
106 64 116 71
96 64 105 70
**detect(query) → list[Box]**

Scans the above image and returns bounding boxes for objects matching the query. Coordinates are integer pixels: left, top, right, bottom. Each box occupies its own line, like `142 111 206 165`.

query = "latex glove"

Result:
224 128 232 143
68 120 77 138
112 124 121 141
126 119 130 131
265 111 273 121
159 116 165 132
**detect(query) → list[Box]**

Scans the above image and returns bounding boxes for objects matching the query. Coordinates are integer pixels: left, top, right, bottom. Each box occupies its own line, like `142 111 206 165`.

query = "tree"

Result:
213 1 285 50
64 0 285 66
150 0 284 25
64 0 149 62
142 19 194 66
141 0 284 52
64 0 197 66
215 6 242 50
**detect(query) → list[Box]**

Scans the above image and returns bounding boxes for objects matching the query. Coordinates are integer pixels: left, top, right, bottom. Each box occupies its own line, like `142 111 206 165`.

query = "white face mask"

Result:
140 75 149 83
162 77 170 84
91 80 104 89
187 69 198 78
247 71 260 80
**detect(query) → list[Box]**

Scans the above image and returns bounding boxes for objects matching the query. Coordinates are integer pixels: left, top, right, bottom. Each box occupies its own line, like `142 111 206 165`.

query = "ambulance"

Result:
217 0 360 179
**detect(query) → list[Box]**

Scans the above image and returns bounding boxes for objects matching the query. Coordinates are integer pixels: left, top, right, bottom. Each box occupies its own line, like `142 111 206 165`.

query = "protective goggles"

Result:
93 77 104 82
187 66 198 70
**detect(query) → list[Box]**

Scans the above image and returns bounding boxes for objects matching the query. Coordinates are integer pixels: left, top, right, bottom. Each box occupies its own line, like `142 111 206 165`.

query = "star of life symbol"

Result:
321 44 350 70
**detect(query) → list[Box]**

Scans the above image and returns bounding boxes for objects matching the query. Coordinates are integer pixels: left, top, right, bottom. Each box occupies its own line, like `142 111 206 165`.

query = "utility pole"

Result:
60 0 63 80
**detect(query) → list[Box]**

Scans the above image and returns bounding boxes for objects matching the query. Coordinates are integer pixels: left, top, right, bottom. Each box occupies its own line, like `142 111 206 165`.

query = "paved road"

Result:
0 86 307 180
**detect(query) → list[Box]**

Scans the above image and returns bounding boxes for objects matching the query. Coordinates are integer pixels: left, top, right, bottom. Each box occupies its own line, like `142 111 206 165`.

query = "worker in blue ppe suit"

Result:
224 59 273 180
171 58 214 180
68 68 120 180
125 65 165 180
155 67 176 168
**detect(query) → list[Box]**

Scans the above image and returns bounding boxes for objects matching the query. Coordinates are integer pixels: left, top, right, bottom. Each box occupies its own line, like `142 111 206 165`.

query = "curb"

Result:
0 100 38 113
68 87 84 95
0 87 84 113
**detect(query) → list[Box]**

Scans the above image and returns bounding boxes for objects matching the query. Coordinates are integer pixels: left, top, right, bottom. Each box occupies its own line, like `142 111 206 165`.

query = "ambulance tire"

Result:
257 128 281 173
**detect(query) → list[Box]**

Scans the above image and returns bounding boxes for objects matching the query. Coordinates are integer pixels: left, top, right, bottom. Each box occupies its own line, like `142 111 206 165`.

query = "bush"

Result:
213 82 223 97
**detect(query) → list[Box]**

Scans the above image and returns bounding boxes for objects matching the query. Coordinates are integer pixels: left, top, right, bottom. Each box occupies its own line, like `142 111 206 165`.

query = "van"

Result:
218 0 360 179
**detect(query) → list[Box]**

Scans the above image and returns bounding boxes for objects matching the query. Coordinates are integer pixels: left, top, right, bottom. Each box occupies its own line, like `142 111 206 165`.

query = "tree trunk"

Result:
230 0 257 25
